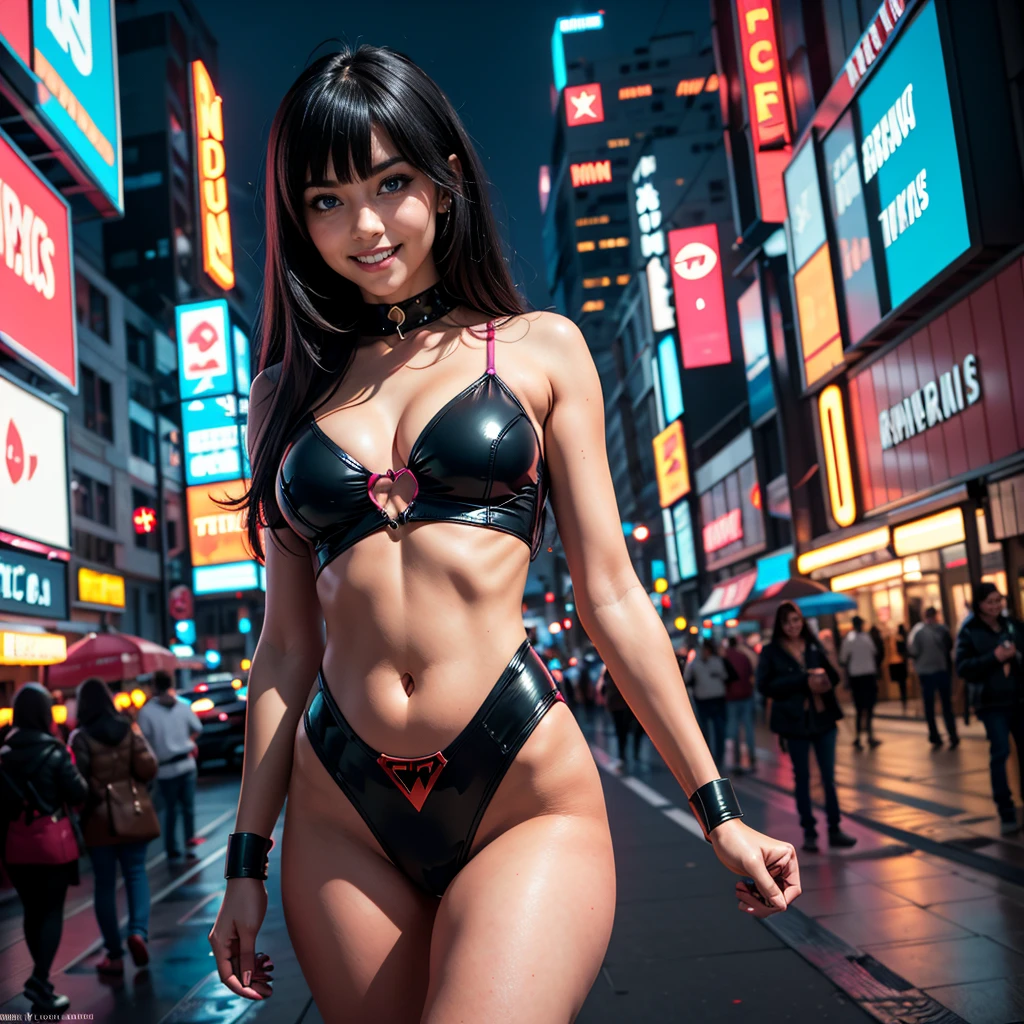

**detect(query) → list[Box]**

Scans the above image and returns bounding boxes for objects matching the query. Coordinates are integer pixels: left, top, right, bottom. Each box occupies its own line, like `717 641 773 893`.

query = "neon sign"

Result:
570 160 612 187
565 83 605 127
652 420 690 508
703 508 743 553
619 84 653 100
632 154 674 333
818 385 857 527
132 507 157 534
192 60 234 291
667 226 731 368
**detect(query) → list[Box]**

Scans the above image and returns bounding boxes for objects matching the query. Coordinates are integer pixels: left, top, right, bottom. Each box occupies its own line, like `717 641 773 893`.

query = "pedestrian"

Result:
890 625 909 713
955 582 1024 835
683 639 731 768
757 602 857 853
910 607 959 749
598 663 641 771
840 617 882 749
724 636 757 773
71 678 160 976
137 670 203 862
0 684 87 1015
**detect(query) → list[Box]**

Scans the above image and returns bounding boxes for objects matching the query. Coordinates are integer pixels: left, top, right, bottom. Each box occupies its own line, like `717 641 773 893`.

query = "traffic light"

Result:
237 606 251 634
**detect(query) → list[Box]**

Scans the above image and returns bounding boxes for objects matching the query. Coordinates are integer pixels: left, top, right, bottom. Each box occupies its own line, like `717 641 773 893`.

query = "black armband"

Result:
224 832 274 880
688 778 743 842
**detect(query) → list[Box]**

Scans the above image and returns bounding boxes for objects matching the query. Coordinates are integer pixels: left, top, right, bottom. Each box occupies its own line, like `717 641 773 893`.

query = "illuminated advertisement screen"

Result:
656 334 684 423
794 243 843 388
175 299 234 399
0 129 76 391
181 396 245 486
0 546 68 619
31 0 122 213
671 500 698 581
0 2 30 64
652 419 690 508
186 479 252 567
783 141 826 272
192 60 234 290
737 279 774 422
233 326 251 395
0 374 70 550
854 0 970 312
668 225 731 369
194 560 265 595
822 110 882 344
564 82 605 127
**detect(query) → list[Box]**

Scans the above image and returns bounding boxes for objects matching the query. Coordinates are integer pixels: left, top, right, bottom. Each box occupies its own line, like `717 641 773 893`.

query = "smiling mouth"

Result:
352 245 400 265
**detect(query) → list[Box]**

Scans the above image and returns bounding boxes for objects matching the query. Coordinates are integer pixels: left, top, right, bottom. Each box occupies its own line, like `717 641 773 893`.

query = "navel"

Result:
401 672 415 697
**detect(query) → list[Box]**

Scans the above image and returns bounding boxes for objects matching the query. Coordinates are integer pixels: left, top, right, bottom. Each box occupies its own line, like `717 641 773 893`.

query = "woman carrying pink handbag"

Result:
0 683 88 1016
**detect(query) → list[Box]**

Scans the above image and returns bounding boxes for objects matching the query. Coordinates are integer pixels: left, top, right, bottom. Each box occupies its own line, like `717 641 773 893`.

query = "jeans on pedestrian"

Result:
158 769 196 858
695 697 727 769
920 671 958 743
978 706 1024 818
726 697 757 767
610 707 641 761
89 840 151 959
787 727 841 834
6 862 75 985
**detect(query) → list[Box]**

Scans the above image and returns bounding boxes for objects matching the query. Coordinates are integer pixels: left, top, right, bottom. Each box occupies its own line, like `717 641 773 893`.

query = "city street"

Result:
3 703 1023 1024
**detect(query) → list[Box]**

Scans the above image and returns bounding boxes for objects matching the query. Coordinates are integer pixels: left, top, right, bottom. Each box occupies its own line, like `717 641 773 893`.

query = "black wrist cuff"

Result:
224 832 274 880
688 778 743 842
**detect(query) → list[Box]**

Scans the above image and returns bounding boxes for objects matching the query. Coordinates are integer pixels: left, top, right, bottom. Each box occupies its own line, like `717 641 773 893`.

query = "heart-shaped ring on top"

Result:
366 468 420 529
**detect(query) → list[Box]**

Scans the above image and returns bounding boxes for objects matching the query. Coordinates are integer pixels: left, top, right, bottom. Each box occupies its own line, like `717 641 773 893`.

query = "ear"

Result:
440 152 464 211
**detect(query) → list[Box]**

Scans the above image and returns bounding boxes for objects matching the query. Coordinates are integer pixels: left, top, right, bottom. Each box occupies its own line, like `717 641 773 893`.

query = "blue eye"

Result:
310 194 340 212
379 174 412 195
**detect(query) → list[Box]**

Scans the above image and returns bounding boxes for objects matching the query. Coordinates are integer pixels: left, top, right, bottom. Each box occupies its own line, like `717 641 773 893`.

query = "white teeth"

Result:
354 247 396 264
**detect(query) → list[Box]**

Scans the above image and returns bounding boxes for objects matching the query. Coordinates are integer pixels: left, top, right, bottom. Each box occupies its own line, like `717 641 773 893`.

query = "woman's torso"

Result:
0 728 80 822
762 641 841 738
958 615 1024 710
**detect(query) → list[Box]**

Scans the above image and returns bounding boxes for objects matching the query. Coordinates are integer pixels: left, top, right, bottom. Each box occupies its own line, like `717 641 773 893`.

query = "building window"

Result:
80 366 114 440
72 471 112 526
126 322 154 372
75 272 110 341
130 421 157 464
129 377 156 407
73 529 117 567
132 487 159 550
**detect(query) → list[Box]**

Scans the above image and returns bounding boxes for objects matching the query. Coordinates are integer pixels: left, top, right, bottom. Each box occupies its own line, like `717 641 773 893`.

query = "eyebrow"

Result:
304 156 408 189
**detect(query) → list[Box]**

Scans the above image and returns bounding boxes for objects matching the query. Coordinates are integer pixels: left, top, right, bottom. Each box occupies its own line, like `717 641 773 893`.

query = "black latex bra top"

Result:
276 322 547 576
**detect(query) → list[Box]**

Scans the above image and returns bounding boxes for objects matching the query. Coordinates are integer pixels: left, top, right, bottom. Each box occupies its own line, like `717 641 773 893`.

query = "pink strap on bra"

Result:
486 321 495 375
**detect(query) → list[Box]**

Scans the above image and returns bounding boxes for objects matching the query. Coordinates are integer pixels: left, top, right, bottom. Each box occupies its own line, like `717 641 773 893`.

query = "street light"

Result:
548 621 562 634
632 524 650 542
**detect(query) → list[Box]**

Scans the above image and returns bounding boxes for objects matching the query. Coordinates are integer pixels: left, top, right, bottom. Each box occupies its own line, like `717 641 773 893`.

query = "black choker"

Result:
358 283 458 339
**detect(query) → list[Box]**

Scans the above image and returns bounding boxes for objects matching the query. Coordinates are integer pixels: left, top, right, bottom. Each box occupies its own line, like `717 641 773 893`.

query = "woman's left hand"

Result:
708 818 801 918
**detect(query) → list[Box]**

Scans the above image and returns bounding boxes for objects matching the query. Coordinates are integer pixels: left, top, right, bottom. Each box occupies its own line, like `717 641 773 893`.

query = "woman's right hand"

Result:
209 878 273 999
807 668 830 693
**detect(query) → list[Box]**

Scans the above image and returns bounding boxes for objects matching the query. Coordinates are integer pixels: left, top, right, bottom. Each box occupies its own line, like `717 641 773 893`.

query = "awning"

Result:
740 577 855 621
698 569 758 620
45 632 177 689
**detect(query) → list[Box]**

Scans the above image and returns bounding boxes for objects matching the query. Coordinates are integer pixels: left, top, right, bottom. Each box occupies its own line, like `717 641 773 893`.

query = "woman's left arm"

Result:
538 314 799 916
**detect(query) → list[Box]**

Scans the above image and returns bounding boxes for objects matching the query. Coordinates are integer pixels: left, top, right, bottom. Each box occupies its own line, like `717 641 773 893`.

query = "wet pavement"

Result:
3 699 1024 1023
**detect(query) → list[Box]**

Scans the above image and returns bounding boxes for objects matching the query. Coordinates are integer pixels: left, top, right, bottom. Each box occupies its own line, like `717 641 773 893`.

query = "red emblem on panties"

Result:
377 750 448 812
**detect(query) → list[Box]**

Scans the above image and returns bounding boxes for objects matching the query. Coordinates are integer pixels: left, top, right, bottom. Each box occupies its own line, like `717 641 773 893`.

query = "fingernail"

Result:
243 971 251 987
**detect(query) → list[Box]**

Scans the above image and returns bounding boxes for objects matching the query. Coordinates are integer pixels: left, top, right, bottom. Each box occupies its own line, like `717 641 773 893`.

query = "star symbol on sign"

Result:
571 90 600 120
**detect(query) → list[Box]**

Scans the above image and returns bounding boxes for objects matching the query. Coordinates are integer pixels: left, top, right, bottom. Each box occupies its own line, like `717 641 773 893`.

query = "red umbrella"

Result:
46 632 177 689
739 577 854 622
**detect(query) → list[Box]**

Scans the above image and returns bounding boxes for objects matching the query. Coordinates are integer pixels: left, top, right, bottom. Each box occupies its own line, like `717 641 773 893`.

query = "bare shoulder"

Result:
505 311 597 396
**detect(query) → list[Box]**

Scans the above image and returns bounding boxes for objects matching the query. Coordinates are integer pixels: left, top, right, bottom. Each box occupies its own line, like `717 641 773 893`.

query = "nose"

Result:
352 201 384 241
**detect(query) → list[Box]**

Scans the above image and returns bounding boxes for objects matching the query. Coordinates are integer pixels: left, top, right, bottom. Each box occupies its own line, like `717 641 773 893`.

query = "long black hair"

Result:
240 45 526 560
75 677 120 727
771 601 820 647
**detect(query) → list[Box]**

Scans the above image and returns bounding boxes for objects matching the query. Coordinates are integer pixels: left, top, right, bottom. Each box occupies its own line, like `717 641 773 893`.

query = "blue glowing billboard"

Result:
855 0 970 311
783 142 826 273
181 396 246 486
671 500 698 581
656 334 684 423
233 326 251 396
737 279 774 424
176 299 234 399
31 0 122 213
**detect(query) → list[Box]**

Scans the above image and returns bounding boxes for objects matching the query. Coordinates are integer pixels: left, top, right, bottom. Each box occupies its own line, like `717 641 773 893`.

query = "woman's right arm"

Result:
210 368 324 1002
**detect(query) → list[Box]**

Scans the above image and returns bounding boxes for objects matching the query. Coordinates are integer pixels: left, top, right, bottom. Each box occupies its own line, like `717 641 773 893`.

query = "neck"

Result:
359 266 440 307
981 613 1000 628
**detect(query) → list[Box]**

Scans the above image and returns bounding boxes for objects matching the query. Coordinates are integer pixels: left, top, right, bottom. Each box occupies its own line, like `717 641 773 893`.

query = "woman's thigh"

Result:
282 731 437 1024
422 812 615 1024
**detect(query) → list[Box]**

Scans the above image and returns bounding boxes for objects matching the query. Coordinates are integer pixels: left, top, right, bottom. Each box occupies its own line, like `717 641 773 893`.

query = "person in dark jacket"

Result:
0 683 88 1014
757 602 857 853
955 583 1024 834
70 678 160 976
598 663 642 771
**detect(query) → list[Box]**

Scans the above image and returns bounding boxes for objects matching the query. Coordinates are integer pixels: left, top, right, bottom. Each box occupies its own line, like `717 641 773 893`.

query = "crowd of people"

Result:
567 581 1024 849
0 670 203 1015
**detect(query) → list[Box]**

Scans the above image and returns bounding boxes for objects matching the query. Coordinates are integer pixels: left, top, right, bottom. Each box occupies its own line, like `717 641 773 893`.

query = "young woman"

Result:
0 684 87 1014
71 678 160 975
757 603 857 853
208 46 801 1023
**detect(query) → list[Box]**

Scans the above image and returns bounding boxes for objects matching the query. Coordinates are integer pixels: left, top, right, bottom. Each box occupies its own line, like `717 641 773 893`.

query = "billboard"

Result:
192 60 234 291
194 560 265 595
656 334 684 423
186 479 252 567
794 242 842 388
671 500 698 581
0 374 70 550
652 420 690 508
0 129 76 391
0 546 68 619
31 0 122 213
176 299 233 399
737 279 774 422
233 326 251 395
565 83 605 127
783 141 826 273
182 396 246 486
668 225 731 369
0 2 31 64
77 567 125 608
854 0 969 312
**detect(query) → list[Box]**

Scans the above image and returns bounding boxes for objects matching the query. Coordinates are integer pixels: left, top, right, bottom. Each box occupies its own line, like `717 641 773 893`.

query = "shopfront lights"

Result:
796 526 890 575
892 508 965 557
830 560 903 593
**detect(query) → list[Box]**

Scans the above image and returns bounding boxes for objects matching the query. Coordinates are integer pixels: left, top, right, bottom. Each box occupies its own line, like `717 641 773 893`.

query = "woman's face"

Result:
303 126 448 304
980 590 1005 619
781 611 804 639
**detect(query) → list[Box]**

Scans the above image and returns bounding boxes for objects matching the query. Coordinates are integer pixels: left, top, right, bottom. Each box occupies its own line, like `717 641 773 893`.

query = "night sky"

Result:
192 0 703 310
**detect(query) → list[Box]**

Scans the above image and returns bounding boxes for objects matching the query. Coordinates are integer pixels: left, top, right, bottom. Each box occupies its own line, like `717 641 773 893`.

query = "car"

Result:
180 679 247 769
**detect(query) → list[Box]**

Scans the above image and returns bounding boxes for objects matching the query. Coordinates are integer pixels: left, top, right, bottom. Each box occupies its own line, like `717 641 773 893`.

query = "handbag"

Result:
100 734 161 842
1 747 80 866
